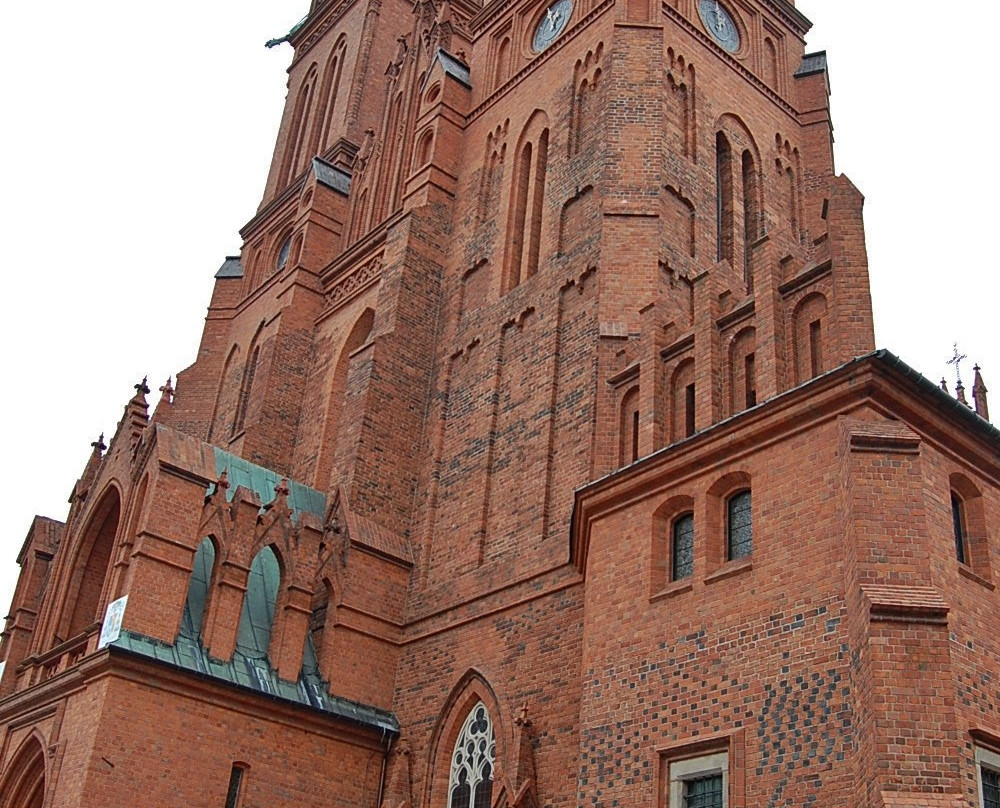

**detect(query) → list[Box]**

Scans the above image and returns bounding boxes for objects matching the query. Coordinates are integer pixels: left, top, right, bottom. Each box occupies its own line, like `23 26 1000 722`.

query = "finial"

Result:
217 469 230 491
947 342 967 389
940 378 949 393
972 364 990 422
134 376 151 397
515 702 531 727
91 433 107 453
158 376 175 405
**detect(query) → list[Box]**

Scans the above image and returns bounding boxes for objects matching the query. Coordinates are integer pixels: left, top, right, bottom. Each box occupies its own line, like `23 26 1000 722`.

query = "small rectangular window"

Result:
683 774 723 808
666 750 728 808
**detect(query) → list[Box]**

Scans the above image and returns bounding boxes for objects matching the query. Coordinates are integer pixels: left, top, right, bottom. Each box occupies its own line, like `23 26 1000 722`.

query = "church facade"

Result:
1 0 998 806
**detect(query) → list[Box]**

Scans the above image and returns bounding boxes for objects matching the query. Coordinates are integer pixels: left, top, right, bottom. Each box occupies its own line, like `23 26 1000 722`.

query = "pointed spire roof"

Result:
973 364 990 422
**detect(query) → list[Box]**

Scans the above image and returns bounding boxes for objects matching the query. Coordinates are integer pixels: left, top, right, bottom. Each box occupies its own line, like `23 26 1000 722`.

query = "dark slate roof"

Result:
110 629 399 734
795 51 828 78
208 447 327 521
215 256 244 279
435 49 471 88
312 157 351 196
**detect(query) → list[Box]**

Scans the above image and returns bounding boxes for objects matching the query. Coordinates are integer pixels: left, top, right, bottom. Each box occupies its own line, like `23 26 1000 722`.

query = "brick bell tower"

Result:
2 0 999 806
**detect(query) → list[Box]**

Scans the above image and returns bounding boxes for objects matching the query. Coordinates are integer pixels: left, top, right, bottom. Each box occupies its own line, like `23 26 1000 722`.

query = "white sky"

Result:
0 1 996 616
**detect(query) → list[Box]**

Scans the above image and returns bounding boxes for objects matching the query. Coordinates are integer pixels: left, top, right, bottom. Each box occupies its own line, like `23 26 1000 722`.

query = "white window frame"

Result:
448 702 496 808
668 750 728 808
976 746 1000 808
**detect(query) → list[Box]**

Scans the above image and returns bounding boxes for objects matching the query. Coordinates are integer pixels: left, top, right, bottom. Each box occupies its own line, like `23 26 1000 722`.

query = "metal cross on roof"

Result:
947 342 967 388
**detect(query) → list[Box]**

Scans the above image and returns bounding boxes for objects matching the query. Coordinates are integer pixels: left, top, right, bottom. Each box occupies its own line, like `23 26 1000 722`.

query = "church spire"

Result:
972 364 990 421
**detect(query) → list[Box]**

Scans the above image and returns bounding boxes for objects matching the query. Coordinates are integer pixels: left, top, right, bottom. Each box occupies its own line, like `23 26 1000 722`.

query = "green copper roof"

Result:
209 447 327 520
109 629 398 734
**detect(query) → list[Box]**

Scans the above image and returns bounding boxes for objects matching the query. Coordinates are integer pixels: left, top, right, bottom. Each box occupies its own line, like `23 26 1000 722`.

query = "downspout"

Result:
376 727 395 808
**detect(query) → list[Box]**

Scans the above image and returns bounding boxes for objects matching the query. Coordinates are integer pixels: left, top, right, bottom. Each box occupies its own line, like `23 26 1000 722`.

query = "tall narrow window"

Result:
672 513 694 581
952 492 968 565
448 703 495 808
225 765 246 808
505 114 550 291
809 320 822 377
741 149 758 287
234 345 260 435
726 489 752 561
507 142 532 290
744 352 757 408
525 129 548 279
715 132 733 264
235 546 280 661
619 386 640 466
685 383 696 438
180 537 216 641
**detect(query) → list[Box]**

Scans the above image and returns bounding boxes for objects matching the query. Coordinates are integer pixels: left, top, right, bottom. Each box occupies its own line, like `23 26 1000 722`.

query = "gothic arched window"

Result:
448 703 496 808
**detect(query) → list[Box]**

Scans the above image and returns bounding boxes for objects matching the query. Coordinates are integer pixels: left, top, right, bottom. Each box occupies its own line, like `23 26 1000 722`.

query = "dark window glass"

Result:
685 383 696 437
684 773 723 808
727 489 752 561
225 766 244 808
952 492 967 564
744 352 757 408
672 513 694 581
473 762 493 808
180 537 215 640
809 319 822 376
450 773 471 808
276 237 291 271
235 547 280 660
984 766 1000 808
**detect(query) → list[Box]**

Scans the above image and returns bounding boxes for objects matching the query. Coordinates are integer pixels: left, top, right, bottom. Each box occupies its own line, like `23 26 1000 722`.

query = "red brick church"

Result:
1 0 997 805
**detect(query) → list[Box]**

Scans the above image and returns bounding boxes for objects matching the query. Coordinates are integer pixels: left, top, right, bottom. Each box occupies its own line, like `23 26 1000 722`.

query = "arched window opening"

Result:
670 359 696 443
951 492 967 565
448 703 496 808
728 328 756 415
525 129 548 279
793 294 828 384
179 537 216 641
741 149 758 288
234 344 260 435
763 37 779 89
726 489 752 561
225 764 247 808
619 386 640 466
316 308 375 489
494 37 511 89
0 737 46 808
715 132 733 264
744 352 757 408
235 546 281 661
506 141 532 291
65 490 121 640
504 114 550 292
276 236 292 272
672 513 694 581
